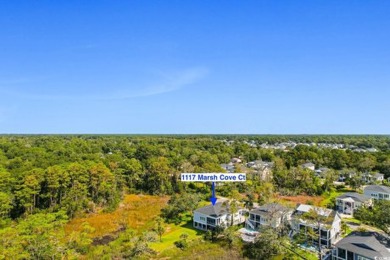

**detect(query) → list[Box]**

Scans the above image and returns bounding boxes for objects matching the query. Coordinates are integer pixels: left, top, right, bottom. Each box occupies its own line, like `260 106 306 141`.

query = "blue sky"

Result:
0 1 389 134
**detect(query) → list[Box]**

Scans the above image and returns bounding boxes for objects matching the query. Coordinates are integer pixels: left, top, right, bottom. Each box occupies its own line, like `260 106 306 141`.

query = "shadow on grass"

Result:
179 220 205 236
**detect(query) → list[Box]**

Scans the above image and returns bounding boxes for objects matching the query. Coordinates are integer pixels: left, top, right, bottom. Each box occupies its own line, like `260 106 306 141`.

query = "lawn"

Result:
153 239 242 260
149 221 203 252
276 242 318 260
65 194 169 238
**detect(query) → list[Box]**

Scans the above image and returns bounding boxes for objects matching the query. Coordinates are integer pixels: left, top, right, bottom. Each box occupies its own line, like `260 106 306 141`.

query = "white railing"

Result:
246 219 255 230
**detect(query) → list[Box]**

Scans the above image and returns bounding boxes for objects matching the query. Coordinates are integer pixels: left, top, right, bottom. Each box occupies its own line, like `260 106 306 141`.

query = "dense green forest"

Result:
1 135 390 259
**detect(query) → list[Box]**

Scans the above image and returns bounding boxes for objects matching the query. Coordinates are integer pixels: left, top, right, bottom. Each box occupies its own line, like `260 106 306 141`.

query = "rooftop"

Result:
373 172 385 178
194 199 235 217
364 185 390 194
296 204 333 217
302 162 315 167
293 204 339 226
335 232 390 258
337 192 371 203
251 203 289 217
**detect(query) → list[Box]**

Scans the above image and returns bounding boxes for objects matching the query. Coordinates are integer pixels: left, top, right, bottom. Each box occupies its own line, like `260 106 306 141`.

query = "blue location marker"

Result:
210 182 217 206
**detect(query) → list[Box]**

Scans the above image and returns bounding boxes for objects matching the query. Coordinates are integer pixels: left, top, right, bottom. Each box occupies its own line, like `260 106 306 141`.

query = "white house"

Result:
220 163 235 173
231 158 242 164
290 204 341 248
362 173 385 184
332 231 390 260
301 162 315 171
193 201 246 231
247 160 274 181
363 185 390 201
335 193 372 216
246 203 292 230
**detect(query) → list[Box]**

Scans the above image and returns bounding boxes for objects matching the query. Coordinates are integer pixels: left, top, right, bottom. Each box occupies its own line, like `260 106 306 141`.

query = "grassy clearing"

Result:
275 194 323 207
276 242 318 260
65 194 169 238
293 248 318 260
152 239 243 260
320 188 354 207
149 221 203 252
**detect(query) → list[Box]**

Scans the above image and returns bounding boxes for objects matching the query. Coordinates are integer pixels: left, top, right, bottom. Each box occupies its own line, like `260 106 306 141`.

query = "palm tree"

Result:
302 208 333 260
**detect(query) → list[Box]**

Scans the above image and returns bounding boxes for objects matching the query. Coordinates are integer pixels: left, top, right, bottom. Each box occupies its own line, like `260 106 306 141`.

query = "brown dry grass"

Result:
65 194 169 238
274 194 323 207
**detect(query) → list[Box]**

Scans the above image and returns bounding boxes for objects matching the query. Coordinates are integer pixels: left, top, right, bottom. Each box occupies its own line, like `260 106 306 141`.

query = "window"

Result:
337 248 346 258
320 230 328 239
207 218 216 225
200 217 206 221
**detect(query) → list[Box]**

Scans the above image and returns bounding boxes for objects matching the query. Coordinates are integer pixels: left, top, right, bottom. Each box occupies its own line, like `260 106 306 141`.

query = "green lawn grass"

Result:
154 239 241 260
149 221 203 252
293 248 318 260
277 242 318 260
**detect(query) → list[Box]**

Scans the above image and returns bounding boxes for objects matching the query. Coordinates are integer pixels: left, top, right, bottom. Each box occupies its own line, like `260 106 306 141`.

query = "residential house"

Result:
231 157 242 164
246 203 292 230
290 204 341 248
364 185 390 201
372 172 385 182
338 172 355 182
335 193 372 216
362 172 385 184
193 201 246 231
220 163 235 173
247 160 274 181
302 162 315 171
332 231 390 260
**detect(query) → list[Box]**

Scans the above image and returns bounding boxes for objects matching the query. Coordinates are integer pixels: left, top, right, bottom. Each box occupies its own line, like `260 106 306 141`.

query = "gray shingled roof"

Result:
337 192 371 203
364 185 390 194
335 232 390 258
194 201 231 217
251 203 288 217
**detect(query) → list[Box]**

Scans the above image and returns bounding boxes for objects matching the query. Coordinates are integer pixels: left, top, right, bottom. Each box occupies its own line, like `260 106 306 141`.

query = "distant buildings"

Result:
220 163 235 173
222 139 379 153
363 185 390 201
246 160 274 181
231 157 242 164
331 232 390 260
302 162 315 171
362 172 385 183
335 193 372 216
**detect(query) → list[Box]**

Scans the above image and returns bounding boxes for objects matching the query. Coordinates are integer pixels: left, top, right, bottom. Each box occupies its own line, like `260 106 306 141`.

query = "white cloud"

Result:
1 67 209 101
107 67 209 99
